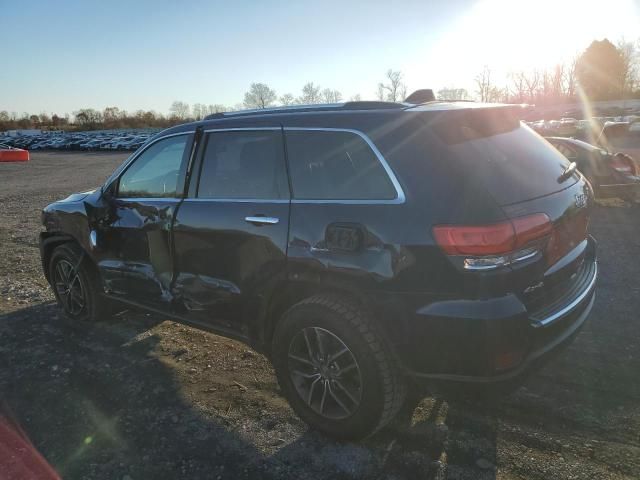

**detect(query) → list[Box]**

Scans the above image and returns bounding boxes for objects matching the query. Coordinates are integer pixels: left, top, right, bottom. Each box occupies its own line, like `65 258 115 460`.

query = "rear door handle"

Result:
245 216 279 225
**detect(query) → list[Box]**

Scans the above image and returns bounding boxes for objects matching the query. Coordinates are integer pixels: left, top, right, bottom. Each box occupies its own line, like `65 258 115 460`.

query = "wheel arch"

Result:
257 279 405 357
40 232 97 283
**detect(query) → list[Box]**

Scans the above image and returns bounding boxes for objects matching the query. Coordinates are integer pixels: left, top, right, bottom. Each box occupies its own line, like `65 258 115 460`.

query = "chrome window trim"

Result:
103 131 193 191
182 198 289 204
114 198 182 203
283 127 406 205
111 127 406 205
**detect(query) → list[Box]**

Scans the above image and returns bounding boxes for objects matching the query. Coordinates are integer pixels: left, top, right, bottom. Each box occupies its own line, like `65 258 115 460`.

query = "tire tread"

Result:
291 294 406 437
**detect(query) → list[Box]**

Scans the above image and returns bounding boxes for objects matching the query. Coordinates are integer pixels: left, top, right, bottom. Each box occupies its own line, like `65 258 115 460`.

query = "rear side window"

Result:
285 130 397 200
432 110 573 205
197 130 289 199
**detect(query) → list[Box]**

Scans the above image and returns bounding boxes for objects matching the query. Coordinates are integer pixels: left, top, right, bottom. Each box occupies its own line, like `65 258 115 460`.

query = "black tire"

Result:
49 243 113 322
271 294 406 440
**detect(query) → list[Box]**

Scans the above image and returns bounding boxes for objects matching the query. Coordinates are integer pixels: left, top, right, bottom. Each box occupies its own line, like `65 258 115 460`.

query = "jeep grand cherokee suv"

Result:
40 99 597 440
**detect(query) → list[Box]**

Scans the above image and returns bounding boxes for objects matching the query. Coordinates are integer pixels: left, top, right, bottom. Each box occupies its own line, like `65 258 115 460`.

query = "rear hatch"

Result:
432 107 594 313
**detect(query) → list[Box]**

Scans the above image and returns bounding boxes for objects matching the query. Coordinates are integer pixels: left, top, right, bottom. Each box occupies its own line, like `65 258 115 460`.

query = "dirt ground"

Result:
1 152 639 480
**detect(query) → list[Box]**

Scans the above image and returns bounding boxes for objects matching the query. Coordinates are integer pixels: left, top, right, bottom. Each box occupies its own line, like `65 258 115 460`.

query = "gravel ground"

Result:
1 152 639 480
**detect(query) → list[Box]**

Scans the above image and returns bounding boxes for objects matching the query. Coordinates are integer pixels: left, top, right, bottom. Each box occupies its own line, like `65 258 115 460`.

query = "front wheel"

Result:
49 243 112 322
272 295 406 440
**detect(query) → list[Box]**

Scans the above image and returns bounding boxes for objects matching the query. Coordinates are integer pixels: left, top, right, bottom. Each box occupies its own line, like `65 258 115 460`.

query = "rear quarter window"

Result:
433 111 574 205
285 129 397 200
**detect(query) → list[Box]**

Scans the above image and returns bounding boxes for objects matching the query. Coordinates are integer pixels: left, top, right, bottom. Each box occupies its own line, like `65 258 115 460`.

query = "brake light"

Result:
433 213 552 271
512 214 553 248
432 222 514 256
610 153 637 176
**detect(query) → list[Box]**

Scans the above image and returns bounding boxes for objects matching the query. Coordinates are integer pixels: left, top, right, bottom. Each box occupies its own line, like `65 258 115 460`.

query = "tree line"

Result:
441 38 640 105
2 37 638 132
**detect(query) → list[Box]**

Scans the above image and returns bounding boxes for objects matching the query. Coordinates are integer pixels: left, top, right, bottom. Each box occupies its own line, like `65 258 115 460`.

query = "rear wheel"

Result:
49 243 113 322
272 294 406 440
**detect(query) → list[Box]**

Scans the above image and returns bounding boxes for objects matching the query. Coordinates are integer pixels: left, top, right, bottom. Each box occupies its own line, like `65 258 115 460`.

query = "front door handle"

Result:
245 216 279 226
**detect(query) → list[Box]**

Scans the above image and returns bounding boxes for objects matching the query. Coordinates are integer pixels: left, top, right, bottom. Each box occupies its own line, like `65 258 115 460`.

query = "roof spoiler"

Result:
404 89 436 104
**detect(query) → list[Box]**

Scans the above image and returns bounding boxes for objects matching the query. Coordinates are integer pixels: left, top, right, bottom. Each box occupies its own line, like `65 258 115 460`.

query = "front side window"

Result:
118 135 189 198
285 130 397 200
197 130 288 199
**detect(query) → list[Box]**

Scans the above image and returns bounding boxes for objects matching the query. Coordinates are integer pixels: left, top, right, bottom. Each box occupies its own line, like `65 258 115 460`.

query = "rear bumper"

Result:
398 239 598 385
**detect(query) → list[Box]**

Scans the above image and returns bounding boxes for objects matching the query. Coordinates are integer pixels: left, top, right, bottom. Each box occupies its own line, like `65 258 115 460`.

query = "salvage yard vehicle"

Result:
546 136 640 200
40 98 598 440
0 131 155 152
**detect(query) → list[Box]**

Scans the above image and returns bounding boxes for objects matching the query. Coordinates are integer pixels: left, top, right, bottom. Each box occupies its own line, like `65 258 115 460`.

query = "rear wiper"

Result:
557 162 577 183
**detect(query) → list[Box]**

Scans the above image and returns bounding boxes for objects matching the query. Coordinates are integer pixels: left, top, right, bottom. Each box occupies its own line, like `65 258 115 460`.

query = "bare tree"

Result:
563 57 578 98
191 103 203 120
322 88 342 104
509 72 528 103
298 82 322 104
350 94 362 101
205 104 227 115
279 93 295 106
103 107 121 122
377 69 407 102
74 109 103 126
170 101 190 120
437 88 470 100
524 70 541 103
549 64 565 100
618 38 640 95
243 83 277 109
475 66 493 102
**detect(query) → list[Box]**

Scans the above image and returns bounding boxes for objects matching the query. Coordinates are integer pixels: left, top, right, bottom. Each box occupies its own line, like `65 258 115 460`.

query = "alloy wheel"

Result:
53 259 86 316
287 327 363 420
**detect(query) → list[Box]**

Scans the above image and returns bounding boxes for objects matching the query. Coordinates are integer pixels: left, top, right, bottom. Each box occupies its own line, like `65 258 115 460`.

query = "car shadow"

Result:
0 302 502 480
0 303 276 479
2 289 636 479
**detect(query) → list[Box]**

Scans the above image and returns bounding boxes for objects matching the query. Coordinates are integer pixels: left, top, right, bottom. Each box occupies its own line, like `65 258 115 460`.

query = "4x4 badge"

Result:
575 193 587 208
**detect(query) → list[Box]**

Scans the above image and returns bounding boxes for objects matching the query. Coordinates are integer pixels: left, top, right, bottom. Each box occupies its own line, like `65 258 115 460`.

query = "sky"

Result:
2 0 639 115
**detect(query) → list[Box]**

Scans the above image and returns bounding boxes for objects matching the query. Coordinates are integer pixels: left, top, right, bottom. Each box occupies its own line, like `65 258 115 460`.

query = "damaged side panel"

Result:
94 198 178 306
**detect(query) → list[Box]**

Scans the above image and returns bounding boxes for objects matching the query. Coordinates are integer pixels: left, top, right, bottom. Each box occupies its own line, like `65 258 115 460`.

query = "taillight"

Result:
610 153 637 176
433 213 552 271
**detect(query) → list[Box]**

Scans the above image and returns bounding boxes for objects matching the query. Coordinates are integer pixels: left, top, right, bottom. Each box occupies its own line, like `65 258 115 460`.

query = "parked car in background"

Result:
546 136 639 200
556 118 578 136
40 99 597 440
0 130 156 152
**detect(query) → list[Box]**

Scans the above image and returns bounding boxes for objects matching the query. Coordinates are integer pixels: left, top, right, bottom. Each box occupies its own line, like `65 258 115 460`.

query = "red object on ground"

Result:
0 415 60 479
0 148 30 162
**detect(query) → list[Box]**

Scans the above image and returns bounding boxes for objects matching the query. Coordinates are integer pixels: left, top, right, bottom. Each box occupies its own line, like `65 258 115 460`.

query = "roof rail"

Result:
341 101 406 110
203 101 405 120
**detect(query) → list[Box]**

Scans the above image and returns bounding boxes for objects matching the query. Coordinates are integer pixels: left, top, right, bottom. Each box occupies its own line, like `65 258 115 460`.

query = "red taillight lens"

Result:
433 214 552 268
432 222 515 256
512 213 553 249
610 153 637 176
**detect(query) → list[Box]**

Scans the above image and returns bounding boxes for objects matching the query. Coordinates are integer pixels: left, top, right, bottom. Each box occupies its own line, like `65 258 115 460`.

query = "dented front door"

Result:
98 198 178 306
94 132 193 309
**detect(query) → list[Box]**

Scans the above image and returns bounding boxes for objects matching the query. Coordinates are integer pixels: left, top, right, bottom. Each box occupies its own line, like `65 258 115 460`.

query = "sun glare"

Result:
422 0 640 88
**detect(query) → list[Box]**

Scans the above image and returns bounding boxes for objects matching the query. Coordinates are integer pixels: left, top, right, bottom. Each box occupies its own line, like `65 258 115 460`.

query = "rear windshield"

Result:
433 109 575 205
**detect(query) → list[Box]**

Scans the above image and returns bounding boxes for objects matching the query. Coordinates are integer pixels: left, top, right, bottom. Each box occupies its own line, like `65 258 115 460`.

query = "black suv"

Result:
40 99 597 440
